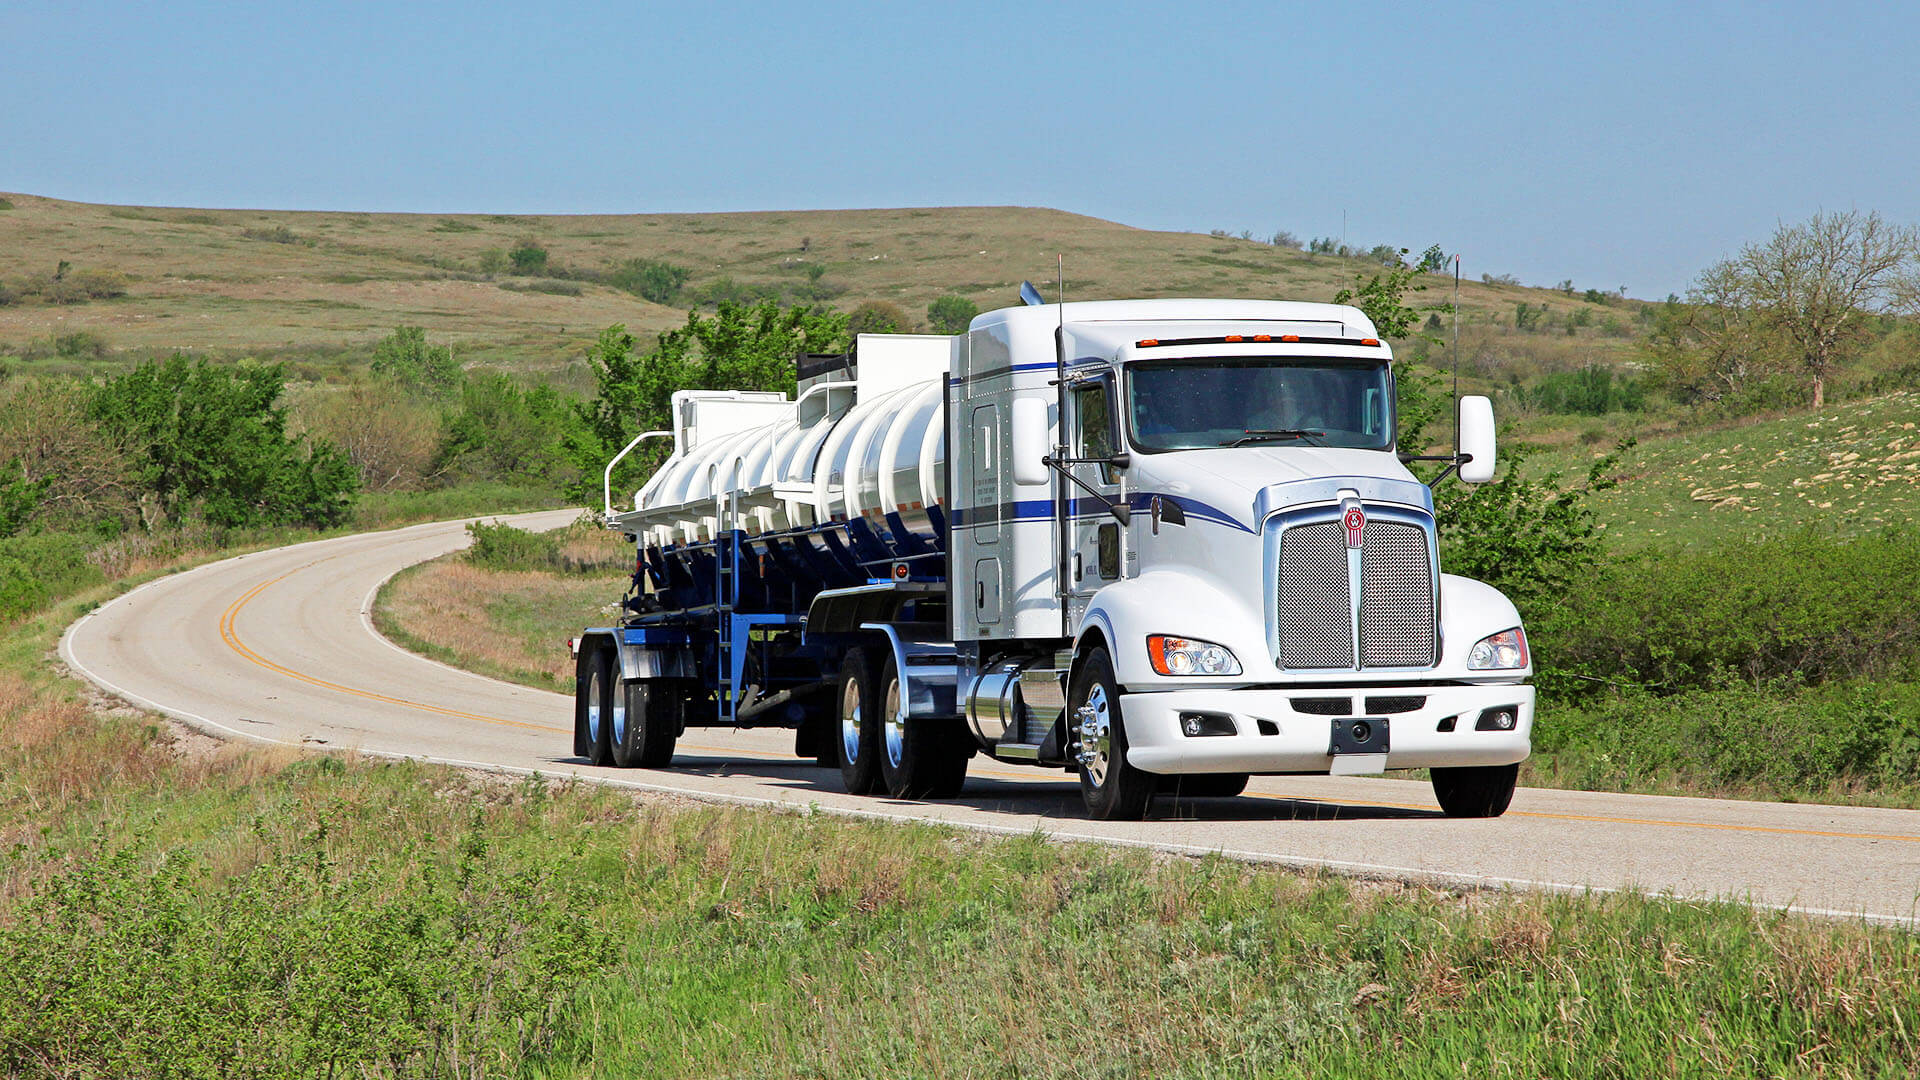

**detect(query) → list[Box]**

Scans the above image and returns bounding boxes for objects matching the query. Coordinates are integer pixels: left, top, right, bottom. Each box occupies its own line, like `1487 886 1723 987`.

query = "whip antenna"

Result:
1452 254 1462 457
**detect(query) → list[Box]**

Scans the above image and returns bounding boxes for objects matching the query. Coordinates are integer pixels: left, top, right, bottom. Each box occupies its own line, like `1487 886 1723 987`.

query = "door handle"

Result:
976 581 985 607
1074 551 1083 582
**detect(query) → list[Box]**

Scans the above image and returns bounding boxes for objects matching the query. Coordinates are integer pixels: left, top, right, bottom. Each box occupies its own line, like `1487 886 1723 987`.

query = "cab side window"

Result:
1072 378 1118 484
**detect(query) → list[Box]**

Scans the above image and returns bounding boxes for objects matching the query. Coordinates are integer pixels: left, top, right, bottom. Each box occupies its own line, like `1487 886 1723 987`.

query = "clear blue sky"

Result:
5 0 1917 298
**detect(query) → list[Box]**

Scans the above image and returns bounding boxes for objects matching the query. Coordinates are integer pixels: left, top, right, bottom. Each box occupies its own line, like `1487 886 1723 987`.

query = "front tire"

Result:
613 678 679 768
1431 763 1519 818
1071 647 1155 820
837 647 885 795
876 654 970 799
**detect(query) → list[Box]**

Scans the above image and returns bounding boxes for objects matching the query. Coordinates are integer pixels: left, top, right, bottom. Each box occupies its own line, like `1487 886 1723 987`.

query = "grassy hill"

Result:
0 192 1642 373
1537 390 1920 551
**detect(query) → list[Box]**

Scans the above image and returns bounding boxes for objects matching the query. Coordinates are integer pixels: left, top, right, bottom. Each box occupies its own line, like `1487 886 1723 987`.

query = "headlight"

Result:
1467 627 1529 670
1147 635 1242 676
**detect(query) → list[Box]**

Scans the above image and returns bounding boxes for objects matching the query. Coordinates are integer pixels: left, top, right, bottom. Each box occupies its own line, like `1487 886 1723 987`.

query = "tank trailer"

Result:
572 297 1532 819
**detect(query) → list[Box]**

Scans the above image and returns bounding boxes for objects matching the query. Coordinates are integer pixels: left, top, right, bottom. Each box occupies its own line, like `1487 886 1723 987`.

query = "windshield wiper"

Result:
1230 429 1325 447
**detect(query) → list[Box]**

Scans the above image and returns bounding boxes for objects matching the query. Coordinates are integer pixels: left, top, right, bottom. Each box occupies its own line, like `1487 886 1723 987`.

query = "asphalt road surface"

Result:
60 512 1920 925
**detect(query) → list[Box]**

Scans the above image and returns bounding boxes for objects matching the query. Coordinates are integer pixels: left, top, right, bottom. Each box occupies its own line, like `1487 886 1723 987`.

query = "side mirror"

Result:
1011 397 1050 487
1457 396 1497 484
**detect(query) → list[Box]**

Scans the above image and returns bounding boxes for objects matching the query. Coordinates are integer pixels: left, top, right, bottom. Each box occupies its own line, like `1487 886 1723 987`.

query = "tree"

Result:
1414 245 1449 274
435 372 580 487
1640 265 1784 408
0 379 139 531
370 326 463 398
564 301 851 504
0 459 48 538
1729 210 1920 408
927 294 979 334
89 356 357 528
302 383 443 492
1332 262 1450 449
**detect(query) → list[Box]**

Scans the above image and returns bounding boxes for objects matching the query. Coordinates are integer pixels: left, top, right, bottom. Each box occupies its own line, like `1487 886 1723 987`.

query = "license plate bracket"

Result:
1328 716 1390 757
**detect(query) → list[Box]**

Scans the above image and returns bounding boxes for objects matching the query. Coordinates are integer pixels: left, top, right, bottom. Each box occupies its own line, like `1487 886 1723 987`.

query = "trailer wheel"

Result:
1161 773 1250 799
613 678 679 768
576 644 615 767
877 654 970 799
836 648 886 795
1071 647 1154 820
1430 763 1519 818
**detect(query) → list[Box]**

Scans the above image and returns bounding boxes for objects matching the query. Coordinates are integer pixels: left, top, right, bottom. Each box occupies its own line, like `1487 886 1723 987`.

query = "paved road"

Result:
60 513 1920 924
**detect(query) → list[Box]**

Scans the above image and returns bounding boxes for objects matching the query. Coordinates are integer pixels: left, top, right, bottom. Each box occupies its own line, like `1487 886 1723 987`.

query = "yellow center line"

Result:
220 568 1920 846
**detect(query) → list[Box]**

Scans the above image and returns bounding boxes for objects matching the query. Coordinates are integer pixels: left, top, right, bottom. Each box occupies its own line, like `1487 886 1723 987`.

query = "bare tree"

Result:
1735 210 1919 408
1645 260 1786 406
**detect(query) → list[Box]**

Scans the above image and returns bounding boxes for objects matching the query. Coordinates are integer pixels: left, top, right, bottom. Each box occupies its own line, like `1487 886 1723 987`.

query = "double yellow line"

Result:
218 569 1920 846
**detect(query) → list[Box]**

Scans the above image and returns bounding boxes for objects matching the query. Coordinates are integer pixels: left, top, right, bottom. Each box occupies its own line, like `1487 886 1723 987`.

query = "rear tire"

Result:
877 653 970 799
837 647 885 795
1161 773 1249 799
578 646 615 767
613 678 679 768
1072 647 1155 821
1431 763 1519 818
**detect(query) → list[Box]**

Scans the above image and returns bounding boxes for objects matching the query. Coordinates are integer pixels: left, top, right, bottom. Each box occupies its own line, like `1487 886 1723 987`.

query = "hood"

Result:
1127 447 1425 531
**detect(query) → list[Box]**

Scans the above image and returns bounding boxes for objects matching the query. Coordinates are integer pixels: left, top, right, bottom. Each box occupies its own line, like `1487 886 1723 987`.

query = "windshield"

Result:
1127 359 1394 452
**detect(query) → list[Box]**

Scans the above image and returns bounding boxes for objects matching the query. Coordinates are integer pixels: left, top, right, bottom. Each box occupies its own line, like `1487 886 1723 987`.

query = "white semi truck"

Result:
573 296 1533 819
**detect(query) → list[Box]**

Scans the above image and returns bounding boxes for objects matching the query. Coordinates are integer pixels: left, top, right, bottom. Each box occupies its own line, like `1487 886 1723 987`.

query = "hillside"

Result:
1537 391 1920 551
0 192 1641 370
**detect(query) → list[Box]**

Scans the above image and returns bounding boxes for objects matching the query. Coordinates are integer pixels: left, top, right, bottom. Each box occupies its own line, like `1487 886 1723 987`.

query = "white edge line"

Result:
55 516 1920 931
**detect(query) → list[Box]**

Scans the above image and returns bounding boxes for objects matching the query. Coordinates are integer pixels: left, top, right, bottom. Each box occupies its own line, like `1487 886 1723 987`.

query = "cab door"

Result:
1066 373 1124 624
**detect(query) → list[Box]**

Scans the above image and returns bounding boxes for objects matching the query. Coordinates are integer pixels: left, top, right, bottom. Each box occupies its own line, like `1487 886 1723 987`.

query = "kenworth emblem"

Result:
1343 505 1366 548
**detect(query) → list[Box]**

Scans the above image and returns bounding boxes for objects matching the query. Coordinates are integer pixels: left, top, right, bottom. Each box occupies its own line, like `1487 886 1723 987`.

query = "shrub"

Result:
370 325 462 397
1536 678 1920 798
477 247 509 275
88 356 358 529
1516 366 1645 415
0 531 102 620
0 197 13 210
463 520 559 571
1435 441 1626 614
299 382 443 492
1540 526 1920 697
499 279 582 297
434 372 579 487
509 241 549 274
609 258 691 304
927 294 979 334
847 300 911 336
240 224 303 244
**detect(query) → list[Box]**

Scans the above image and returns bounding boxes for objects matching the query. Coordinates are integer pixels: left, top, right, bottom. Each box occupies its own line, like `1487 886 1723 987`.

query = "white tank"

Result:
616 335 954 552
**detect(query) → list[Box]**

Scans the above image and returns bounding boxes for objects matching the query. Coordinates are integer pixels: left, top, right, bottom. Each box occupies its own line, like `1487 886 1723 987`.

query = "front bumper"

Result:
1120 684 1532 775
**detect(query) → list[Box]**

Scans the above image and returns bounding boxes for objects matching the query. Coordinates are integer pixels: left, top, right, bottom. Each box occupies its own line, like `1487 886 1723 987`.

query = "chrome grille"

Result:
1277 522 1352 668
1360 521 1435 668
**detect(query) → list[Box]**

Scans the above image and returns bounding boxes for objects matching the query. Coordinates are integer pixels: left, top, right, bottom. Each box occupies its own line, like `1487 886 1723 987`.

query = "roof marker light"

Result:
1360 338 1380 346
1280 334 1300 342
1253 334 1271 342
1223 334 1242 342
1136 338 1159 347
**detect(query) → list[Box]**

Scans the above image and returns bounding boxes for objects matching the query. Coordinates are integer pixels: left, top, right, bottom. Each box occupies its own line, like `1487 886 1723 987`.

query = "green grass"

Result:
1532 390 1920 550
0 526 1915 1074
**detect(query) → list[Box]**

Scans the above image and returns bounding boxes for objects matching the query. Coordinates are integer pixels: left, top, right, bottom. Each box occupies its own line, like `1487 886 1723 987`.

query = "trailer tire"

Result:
877 654 970 799
576 644 615 767
1431 763 1519 818
1072 647 1155 820
836 648 886 795
614 678 679 768
1161 773 1250 799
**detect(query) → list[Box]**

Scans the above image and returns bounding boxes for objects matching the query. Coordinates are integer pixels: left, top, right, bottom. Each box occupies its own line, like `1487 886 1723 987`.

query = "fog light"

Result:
1178 711 1236 737
1475 707 1519 732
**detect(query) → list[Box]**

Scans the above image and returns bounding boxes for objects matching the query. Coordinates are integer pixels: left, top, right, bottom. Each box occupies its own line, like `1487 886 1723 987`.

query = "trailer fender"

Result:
859 622 960 722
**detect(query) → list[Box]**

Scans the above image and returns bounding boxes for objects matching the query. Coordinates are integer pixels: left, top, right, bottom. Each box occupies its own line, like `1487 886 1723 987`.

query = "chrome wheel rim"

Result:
587 669 604 745
611 682 628 746
883 676 905 770
1075 683 1113 787
840 677 863 765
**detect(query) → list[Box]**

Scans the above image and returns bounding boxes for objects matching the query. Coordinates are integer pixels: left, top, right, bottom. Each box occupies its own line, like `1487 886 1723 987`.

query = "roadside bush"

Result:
434 372 579 488
1534 678 1920 799
89 356 357 529
608 258 690 304
1540 526 1920 697
0 532 102 620
1435 442 1626 614
1514 366 1645 415
463 520 559 571
299 382 443 492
